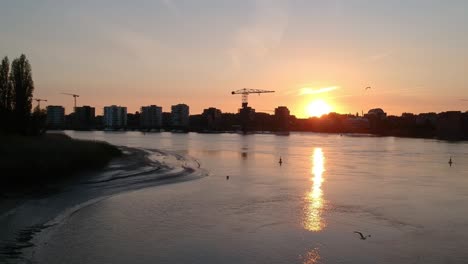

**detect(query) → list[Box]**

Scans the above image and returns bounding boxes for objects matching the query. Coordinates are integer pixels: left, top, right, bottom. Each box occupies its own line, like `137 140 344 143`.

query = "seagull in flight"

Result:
354 231 371 240
365 86 371 90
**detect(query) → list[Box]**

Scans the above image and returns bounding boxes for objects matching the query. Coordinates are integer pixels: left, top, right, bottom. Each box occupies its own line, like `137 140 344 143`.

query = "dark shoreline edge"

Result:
0 146 208 263
0 133 122 195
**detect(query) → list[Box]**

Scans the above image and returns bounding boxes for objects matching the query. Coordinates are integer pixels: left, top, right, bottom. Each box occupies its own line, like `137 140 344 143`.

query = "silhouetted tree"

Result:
10 54 34 134
0 57 12 110
0 56 13 132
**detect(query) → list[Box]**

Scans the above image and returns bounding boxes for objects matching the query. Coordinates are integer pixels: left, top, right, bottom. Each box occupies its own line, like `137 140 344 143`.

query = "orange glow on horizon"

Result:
306 100 332 117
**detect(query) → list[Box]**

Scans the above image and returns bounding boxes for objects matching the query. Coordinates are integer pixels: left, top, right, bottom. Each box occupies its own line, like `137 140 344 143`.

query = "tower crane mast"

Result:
61 93 80 110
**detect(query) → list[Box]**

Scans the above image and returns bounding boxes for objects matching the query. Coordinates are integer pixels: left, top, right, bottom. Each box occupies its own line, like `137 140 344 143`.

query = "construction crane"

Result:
34 98 47 109
231 88 275 108
61 93 80 110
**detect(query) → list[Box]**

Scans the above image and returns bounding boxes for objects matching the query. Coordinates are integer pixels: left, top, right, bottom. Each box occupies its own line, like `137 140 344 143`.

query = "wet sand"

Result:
0 146 207 263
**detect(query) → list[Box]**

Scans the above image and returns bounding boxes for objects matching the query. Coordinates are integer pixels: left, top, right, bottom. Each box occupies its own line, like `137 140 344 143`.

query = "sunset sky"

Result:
1 0 467 117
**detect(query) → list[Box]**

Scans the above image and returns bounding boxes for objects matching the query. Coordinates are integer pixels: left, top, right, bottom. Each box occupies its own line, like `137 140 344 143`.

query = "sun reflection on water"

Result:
303 148 326 232
301 247 321 264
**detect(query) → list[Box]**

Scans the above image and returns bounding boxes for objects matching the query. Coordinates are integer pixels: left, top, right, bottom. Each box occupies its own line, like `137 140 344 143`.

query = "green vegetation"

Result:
0 133 122 188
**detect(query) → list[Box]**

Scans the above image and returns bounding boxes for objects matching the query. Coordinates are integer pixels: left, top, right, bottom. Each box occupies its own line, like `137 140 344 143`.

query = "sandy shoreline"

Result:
0 146 207 263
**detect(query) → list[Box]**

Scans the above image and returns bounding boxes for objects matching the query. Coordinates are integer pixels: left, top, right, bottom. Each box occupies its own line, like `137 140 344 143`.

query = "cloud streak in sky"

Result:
299 86 339 95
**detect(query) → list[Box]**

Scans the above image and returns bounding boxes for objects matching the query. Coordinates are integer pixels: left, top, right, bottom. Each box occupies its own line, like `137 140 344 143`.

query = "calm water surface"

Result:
35 132 468 263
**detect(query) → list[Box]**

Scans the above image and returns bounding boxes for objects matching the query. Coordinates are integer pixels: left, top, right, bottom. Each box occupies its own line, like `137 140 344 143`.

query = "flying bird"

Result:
365 86 371 90
354 231 371 240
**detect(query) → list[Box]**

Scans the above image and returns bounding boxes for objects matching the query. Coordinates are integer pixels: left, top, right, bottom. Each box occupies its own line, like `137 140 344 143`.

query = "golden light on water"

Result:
306 100 332 117
303 148 326 232
302 247 321 264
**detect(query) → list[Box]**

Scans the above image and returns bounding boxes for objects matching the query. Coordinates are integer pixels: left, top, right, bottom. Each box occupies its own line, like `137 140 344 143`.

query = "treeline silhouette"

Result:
0 54 45 135
0 54 121 193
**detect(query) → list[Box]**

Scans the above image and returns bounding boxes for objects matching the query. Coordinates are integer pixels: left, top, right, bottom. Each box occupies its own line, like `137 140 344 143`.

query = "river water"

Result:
32 132 468 263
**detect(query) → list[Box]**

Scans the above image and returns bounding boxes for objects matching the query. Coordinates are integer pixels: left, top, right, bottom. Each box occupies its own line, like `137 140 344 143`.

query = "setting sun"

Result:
306 100 332 117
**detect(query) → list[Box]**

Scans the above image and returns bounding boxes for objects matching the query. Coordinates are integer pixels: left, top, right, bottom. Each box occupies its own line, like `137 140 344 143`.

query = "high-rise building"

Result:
239 106 255 134
140 105 162 129
46 105 65 129
74 106 95 130
171 104 189 129
202 107 222 130
274 106 290 132
103 105 127 129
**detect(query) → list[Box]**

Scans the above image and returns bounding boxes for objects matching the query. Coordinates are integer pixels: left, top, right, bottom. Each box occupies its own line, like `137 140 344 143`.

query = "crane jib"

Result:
231 88 275 107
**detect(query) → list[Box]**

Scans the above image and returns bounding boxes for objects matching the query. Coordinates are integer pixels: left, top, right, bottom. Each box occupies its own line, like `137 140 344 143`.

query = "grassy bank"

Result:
0 133 121 189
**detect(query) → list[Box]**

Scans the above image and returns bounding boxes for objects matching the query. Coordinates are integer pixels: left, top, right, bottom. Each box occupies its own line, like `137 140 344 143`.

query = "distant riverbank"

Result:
0 133 122 193
49 128 468 142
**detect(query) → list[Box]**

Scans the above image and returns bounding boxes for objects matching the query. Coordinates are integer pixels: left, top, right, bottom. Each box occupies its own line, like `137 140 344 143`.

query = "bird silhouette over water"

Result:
354 231 371 240
449 157 453 167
